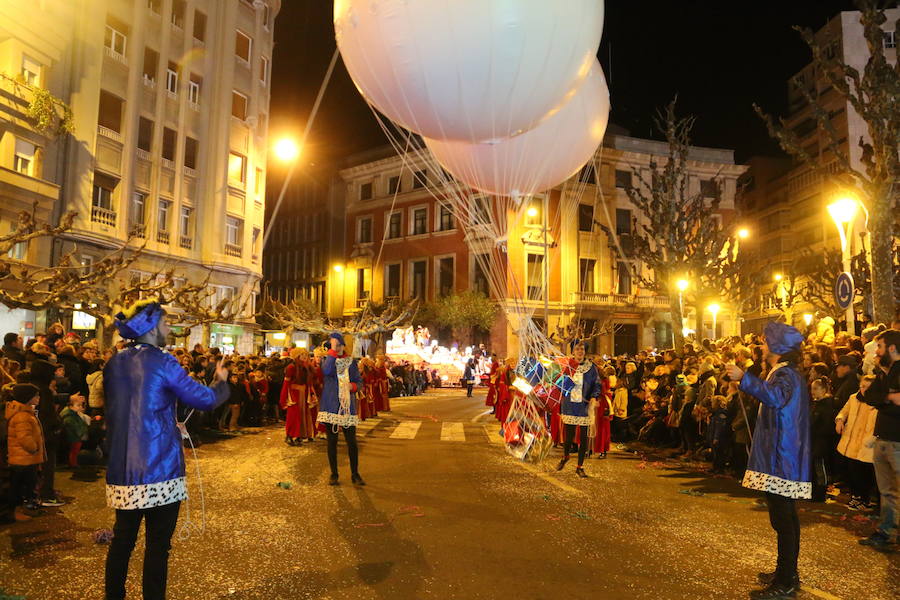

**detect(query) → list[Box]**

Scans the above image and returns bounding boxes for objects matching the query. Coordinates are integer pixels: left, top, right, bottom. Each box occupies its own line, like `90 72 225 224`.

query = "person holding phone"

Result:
317 332 364 486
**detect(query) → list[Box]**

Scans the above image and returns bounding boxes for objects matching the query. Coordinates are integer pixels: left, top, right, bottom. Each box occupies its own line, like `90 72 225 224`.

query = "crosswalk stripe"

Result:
389 421 422 439
440 422 466 442
357 418 382 432
484 425 504 445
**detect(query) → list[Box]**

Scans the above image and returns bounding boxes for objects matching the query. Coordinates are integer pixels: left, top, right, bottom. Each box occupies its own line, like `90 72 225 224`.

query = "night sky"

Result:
269 1 859 178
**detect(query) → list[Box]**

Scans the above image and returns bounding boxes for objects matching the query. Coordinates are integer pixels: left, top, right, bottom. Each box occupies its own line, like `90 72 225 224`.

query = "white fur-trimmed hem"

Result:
106 477 187 510
317 411 360 428
742 470 812 500
561 415 591 426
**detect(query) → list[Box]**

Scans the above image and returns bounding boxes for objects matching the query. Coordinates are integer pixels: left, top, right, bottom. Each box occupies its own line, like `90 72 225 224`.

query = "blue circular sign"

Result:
834 272 854 309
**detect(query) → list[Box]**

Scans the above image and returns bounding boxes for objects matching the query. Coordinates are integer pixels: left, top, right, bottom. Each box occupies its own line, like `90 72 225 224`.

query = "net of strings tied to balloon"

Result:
334 1 612 462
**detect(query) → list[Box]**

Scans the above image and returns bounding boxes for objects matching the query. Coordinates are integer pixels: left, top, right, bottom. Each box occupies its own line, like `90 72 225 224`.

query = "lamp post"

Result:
261 137 301 251
331 264 345 318
828 196 858 336
708 302 720 340
676 277 689 329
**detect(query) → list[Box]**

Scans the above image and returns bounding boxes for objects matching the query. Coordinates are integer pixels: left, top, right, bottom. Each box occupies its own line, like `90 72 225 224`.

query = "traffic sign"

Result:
834 272 854 310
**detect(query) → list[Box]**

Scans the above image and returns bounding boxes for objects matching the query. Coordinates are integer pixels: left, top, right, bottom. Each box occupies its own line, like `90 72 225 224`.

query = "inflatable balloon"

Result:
334 0 604 143
424 63 610 197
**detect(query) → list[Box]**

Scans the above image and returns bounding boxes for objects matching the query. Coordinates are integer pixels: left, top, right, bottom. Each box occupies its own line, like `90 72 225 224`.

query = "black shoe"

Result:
859 532 894 548
285 436 294 446
328 474 339 486
749 581 798 599
597 452 607 459
757 572 800 586
575 467 588 478
555 457 569 471
351 473 366 486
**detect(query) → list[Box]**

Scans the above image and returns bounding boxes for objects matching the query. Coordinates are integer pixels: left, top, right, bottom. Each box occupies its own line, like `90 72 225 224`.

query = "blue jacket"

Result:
739 363 812 499
104 344 228 489
561 362 602 421
318 352 362 426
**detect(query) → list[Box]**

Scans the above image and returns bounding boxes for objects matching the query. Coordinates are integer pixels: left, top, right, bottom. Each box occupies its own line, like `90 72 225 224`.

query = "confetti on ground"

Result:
276 481 293 490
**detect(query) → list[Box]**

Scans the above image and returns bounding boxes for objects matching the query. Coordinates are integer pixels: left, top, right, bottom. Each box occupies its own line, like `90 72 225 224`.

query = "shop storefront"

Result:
0 306 36 341
210 323 244 355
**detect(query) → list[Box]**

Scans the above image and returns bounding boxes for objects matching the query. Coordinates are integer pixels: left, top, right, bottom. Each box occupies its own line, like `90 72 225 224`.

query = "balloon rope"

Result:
177 409 206 541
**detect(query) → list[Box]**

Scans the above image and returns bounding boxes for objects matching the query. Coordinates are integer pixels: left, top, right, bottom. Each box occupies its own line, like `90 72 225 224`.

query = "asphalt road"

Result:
1 388 896 599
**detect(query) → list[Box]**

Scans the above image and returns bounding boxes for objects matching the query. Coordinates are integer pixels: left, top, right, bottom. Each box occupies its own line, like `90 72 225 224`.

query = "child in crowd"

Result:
5 383 46 522
809 377 837 502
708 395 732 473
835 375 879 510
60 394 91 467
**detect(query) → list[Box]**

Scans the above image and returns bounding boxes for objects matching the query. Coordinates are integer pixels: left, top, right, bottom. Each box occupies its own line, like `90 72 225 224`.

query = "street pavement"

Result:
1 388 896 599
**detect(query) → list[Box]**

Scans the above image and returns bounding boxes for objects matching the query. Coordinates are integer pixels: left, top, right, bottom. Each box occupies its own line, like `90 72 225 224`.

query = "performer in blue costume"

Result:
317 332 365 486
556 340 602 478
104 299 229 600
725 321 810 600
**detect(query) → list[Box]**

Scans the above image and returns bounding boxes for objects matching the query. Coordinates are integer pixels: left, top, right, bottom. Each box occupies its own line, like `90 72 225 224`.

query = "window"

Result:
526 254 544 301
180 206 192 235
131 192 146 225
105 22 127 57
255 168 264 194
226 216 243 246
142 48 159 84
6 222 27 261
617 261 632 295
438 257 454 297
579 163 597 184
471 196 490 224
13 139 35 176
700 179 719 198
413 169 426 189
157 200 170 231
98 90 123 132
137 117 153 152
148 0 161 15
252 227 261 256
579 258 596 293
262 4 271 29
188 74 201 105
162 128 176 161
184 137 198 169
260 56 269 85
615 208 632 235
411 260 427 299
232 90 248 120
92 173 116 210
356 268 369 301
615 169 632 189
193 10 206 41
357 216 372 244
166 62 178 94
438 205 454 231
21 55 41 86
884 30 896 49
228 152 246 185
171 0 185 28
388 175 401 195
385 264 401 298
473 255 489 296
235 30 252 63
359 182 373 201
387 211 402 239
412 207 428 235
578 204 594 232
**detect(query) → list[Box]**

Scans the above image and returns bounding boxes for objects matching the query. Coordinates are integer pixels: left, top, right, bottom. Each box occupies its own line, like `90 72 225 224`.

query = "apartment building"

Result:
335 131 745 357
739 8 899 332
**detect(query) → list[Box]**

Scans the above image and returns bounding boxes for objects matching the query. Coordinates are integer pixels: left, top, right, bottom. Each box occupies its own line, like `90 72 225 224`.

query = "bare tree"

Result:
755 0 899 324
548 317 613 353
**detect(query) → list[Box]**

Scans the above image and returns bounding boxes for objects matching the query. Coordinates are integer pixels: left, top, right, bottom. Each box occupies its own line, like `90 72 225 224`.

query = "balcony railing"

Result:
189 101 200 112
573 291 671 308
179 236 193 249
182 165 197 177
129 223 146 238
136 148 151 161
97 125 122 142
224 243 242 258
91 206 117 227
142 75 156 89
161 158 175 169
156 230 170 244
104 46 127 65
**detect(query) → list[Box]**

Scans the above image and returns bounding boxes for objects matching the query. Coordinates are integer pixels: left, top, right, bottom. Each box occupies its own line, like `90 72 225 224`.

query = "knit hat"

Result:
114 299 165 339
837 354 859 368
329 331 346 347
763 321 804 355
12 383 39 404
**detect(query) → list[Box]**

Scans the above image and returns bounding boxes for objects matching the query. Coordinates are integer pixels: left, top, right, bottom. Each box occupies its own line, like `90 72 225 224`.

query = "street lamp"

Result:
675 278 689 339
828 196 859 335
737 227 750 240
803 313 813 328
707 303 720 339
526 206 538 218
333 264 343 273
273 137 300 163
261 136 301 251
773 273 783 282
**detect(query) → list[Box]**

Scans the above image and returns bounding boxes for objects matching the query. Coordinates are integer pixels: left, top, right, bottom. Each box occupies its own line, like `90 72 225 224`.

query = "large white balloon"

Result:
424 63 610 198
334 0 604 143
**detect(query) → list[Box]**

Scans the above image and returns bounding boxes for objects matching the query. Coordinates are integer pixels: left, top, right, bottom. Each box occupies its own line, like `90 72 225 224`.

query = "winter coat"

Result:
708 407 731 445
739 363 812 499
104 343 229 509
317 351 362 427
815 317 835 345
560 360 602 425
809 396 837 459
57 353 87 398
835 392 878 463
730 392 759 446
832 373 859 412
60 406 89 443
30 359 62 446
2 344 25 368
86 370 104 409
5 400 46 466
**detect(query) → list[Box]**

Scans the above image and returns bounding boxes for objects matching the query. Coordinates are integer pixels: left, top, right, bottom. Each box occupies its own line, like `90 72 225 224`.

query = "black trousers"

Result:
8 465 38 509
466 383 474 397
105 501 181 600
764 492 800 582
326 426 359 476
847 457 877 503
563 424 588 466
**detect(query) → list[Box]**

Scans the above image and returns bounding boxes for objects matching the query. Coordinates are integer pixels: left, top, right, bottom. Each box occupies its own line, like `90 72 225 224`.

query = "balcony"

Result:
166 89 177 100
142 75 156 89
129 223 146 238
224 243 242 258
136 148 151 161
104 46 127 65
161 158 175 169
189 101 200 112
179 235 193 249
97 125 122 142
156 230 170 244
182 165 197 177
91 206 117 227
572 291 671 309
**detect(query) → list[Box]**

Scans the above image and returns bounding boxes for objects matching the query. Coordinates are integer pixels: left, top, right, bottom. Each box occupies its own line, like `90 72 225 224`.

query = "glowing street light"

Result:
803 313 813 328
773 273 783 282
676 279 689 292
828 195 859 335
274 137 300 163
675 278 689 337
827 196 858 225
707 303 721 339
333 264 343 273
737 227 750 240
526 206 539 218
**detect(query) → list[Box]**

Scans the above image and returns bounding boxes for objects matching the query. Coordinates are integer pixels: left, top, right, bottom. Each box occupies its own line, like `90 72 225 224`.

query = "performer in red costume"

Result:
280 348 313 445
592 366 613 458
373 355 390 413
485 355 499 411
